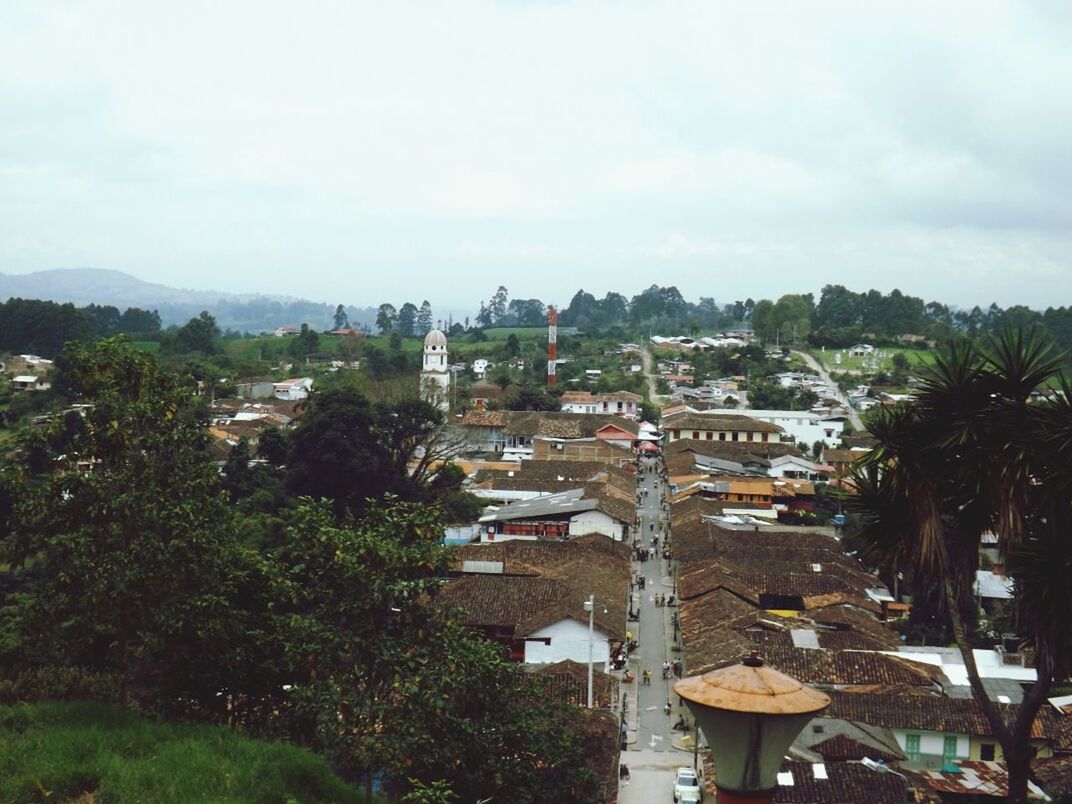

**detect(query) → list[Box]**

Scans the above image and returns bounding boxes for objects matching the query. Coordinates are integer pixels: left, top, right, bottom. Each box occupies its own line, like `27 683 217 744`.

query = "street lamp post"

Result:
674 653 829 804
584 594 595 709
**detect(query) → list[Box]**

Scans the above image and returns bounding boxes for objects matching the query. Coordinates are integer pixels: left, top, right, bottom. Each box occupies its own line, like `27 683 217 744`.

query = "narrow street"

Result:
618 451 691 802
792 349 864 430
640 347 664 406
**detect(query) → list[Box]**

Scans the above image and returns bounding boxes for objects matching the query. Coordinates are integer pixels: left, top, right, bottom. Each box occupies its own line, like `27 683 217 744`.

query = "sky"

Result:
3 1 1072 313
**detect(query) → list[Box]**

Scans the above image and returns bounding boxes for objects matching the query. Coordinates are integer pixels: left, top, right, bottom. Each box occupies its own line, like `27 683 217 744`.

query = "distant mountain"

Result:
0 268 377 332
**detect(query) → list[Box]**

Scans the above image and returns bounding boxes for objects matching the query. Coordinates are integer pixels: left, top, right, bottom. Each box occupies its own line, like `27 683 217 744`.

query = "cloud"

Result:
0 1 1070 309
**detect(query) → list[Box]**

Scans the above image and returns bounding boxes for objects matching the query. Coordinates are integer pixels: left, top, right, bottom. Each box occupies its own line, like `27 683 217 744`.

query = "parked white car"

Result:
673 767 702 802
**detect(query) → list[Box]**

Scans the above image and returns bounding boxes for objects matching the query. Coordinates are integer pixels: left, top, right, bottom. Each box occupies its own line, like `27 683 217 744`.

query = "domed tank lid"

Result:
674 652 830 716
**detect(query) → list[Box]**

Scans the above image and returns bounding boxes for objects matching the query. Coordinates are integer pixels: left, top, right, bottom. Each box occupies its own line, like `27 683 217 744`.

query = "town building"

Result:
559 390 642 420
421 329 451 411
272 377 313 401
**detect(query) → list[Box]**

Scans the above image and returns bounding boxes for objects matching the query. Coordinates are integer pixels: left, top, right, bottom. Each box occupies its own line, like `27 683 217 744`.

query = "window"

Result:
905 734 921 761
732 432 739 441
943 736 958 764
706 432 713 440
980 743 996 761
812 724 824 735
693 431 700 439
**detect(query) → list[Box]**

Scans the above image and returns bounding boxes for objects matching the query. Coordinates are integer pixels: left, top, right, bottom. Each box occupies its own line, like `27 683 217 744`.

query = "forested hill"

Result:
0 269 376 332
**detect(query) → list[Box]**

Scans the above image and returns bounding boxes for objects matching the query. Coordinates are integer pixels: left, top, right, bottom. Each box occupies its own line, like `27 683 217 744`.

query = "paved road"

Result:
620 453 693 799
640 347 665 405
617 749 685 804
792 349 864 430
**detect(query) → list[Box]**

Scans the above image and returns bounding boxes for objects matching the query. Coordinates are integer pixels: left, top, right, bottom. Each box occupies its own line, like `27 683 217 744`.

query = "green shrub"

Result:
0 667 120 705
0 701 361 803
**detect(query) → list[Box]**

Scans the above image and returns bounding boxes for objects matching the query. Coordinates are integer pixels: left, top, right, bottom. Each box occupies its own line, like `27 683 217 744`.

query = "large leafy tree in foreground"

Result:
1 338 245 710
271 499 599 803
847 329 1072 803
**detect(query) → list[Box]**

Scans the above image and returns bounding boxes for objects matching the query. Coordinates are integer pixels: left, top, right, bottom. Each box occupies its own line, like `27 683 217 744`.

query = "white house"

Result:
849 343 875 357
733 409 846 448
11 375 50 393
471 358 490 379
273 325 299 337
273 377 313 400
525 618 611 667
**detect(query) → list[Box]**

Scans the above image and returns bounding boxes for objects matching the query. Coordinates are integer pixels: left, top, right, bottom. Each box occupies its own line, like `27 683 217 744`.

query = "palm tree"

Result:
845 329 1071 804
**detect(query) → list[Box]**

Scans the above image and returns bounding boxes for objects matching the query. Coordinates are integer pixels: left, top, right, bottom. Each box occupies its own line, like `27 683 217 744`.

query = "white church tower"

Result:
421 329 450 411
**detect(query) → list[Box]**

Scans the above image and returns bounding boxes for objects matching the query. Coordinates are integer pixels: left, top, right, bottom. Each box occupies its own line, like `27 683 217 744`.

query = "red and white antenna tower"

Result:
547 306 557 386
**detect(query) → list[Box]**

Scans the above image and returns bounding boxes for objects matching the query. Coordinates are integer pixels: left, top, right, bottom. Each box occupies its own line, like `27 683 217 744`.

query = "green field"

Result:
478 327 547 340
814 347 936 374
0 701 363 803
130 341 160 354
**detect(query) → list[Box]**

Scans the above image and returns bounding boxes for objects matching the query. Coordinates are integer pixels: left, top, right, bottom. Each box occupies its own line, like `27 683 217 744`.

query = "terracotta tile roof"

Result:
756 647 941 688
442 540 630 642
822 691 1058 739
530 659 617 708
599 390 642 402
1033 756 1072 799
451 536 630 574
678 588 760 673
667 437 803 462
666 413 784 434
771 760 918 802
810 733 905 762
470 411 638 438
560 391 597 403
460 410 507 427
439 574 626 641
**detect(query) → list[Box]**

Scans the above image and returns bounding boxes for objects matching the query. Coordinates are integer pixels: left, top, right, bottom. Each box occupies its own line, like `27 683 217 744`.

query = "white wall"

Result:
737 410 844 448
526 618 611 669
570 510 624 540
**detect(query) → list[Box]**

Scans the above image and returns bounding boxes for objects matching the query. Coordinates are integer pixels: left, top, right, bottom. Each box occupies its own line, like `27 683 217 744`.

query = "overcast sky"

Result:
3 1 1071 312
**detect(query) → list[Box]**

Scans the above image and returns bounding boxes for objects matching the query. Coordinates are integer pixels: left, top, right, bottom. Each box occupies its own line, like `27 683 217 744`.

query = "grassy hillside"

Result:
0 701 362 803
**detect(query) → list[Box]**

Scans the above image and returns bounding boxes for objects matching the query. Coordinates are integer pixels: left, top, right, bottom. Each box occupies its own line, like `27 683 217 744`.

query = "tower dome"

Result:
424 329 447 351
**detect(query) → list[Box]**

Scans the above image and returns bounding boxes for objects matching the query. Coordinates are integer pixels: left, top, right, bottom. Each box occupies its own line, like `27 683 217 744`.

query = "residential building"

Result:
272 377 313 401
559 390 642 420
11 375 50 393
662 412 785 445
732 409 846 448
273 325 299 337
478 487 634 542
440 537 629 666
457 410 638 460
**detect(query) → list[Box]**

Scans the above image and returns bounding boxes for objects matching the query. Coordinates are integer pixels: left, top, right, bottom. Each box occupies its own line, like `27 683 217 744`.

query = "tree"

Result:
845 329 1072 803
2 339 242 710
397 302 419 338
270 499 598 803
489 286 509 325
505 298 546 327
333 304 350 330
287 323 320 362
417 300 433 337
282 387 470 516
174 311 220 354
504 333 521 357
376 303 398 334
475 303 492 328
